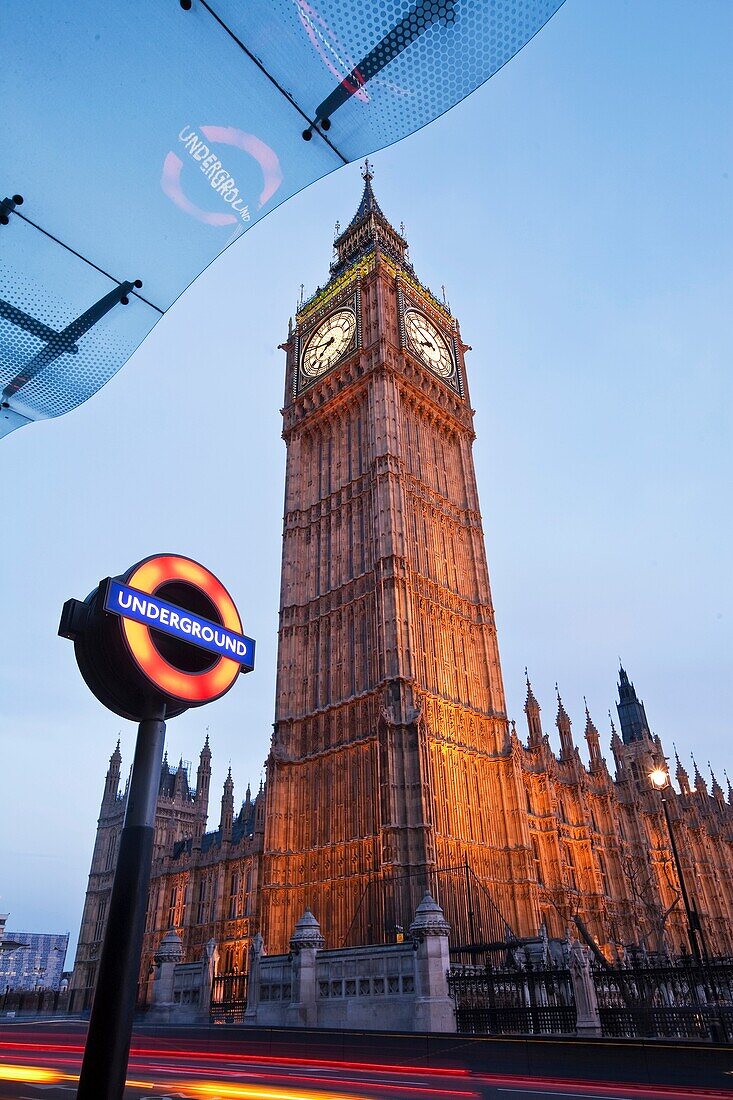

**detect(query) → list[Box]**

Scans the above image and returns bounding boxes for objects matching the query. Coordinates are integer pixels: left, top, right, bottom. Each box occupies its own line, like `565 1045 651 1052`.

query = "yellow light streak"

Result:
0 1064 62 1083
177 1082 371 1100
0 1063 369 1099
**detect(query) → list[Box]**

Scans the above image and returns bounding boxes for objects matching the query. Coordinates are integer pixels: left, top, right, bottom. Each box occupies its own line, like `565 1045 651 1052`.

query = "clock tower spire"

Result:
330 160 410 277
262 167 530 953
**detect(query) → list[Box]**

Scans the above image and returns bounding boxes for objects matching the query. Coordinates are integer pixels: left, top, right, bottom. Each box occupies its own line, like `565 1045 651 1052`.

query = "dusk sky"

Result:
1 0 731 962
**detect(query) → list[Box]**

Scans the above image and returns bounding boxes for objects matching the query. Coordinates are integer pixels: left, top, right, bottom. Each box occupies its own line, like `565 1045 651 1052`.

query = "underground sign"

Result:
59 554 255 721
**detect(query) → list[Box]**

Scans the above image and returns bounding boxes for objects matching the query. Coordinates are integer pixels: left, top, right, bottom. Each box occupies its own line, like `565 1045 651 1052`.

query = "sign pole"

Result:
76 711 166 1100
61 554 254 1096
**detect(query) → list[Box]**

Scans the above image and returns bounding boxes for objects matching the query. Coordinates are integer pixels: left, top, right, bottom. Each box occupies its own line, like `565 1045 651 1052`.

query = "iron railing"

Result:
449 956 733 1041
448 962 576 1036
592 958 733 1041
210 973 248 1024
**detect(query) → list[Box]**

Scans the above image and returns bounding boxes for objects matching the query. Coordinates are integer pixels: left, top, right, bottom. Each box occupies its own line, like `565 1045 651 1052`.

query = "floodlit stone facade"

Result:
69 739 264 1009
71 172 733 1013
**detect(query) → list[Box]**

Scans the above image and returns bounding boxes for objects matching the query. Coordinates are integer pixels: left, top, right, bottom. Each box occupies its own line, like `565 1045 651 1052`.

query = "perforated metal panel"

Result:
2 0 564 437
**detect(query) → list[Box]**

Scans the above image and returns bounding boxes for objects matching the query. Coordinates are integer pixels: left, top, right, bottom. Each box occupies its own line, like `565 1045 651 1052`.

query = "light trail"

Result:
1 1030 731 1100
0 1063 64 1083
176 1083 372 1099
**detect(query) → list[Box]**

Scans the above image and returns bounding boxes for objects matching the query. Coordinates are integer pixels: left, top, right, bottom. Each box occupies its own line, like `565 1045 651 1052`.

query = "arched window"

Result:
196 878 206 924
104 832 116 871
531 835 544 885
228 871 239 920
167 885 177 929
565 844 578 891
94 896 108 942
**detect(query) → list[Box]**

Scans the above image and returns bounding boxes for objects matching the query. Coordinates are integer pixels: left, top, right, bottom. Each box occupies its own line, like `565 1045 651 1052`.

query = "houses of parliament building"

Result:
71 168 733 1006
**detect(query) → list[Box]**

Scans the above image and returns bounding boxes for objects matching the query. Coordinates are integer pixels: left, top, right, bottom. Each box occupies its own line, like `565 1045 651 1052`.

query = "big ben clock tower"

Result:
262 164 535 953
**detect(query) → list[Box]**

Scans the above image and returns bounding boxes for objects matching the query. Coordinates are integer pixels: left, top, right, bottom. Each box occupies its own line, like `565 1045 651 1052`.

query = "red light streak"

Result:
1 1033 731 1100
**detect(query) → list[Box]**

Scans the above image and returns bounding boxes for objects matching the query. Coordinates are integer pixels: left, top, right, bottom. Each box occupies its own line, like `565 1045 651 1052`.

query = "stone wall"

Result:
242 895 455 1033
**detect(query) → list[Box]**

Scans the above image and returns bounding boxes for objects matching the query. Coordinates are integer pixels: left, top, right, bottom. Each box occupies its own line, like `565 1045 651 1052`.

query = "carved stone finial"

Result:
409 893 450 938
290 908 325 951
154 928 184 965
249 932 265 959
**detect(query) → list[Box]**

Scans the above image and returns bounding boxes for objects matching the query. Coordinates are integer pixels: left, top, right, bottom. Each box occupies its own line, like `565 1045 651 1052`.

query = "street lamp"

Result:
648 767 703 964
649 766 725 1042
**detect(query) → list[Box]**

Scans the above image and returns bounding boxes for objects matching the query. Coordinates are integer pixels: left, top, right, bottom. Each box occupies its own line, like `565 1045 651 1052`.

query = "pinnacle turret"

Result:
220 766 234 838
195 733 212 835
674 745 691 795
710 764 725 804
691 756 707 797
524 670 542 748
584 700 604 771
555 688 574 760
104 739 122 801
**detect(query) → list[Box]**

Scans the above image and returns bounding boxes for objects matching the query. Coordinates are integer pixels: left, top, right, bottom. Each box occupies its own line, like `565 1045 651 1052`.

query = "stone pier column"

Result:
148 930 184 1024
409 894 456 1033
200 938 218 1020
568 940 602 1037
244 933 265 1023
286 909 324 1028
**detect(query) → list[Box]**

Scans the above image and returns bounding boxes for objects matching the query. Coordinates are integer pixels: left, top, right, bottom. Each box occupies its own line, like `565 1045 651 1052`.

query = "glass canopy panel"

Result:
3 0 342 312
2 0 564 437
0 216 159 432
214 0 565 156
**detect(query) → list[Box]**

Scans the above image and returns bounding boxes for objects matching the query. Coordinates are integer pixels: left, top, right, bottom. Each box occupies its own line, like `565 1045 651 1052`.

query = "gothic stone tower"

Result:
261 167 535 953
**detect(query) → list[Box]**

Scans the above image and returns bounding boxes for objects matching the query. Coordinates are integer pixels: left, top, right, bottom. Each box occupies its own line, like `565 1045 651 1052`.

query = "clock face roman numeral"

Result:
404 309 454 379
301 309 357 379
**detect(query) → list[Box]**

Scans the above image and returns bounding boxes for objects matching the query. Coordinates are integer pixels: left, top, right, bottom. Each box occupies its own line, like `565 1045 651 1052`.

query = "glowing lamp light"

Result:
649 767 670 791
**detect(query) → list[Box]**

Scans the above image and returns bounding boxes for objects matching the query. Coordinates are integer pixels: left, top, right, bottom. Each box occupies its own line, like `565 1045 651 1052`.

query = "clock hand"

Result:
308 336 334 356
317 336 335 358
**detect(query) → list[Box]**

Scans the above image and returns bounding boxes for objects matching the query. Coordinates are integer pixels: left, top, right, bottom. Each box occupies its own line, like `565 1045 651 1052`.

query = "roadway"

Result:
0 1021 730 1100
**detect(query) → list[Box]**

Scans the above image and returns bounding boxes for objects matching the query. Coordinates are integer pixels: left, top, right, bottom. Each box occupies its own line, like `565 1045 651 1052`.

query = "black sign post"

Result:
59 554 254 1100
76 714 166 1099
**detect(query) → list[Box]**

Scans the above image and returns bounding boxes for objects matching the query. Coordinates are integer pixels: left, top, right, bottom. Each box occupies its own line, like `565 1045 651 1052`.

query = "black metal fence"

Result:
0 987 76 1016
209 973 248 1024
592 958 733 1041
448 956 733 1042
448 961 576 1035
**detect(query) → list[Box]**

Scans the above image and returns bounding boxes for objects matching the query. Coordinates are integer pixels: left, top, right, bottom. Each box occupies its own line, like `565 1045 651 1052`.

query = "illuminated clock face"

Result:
404 309 454 379
301 309 356 378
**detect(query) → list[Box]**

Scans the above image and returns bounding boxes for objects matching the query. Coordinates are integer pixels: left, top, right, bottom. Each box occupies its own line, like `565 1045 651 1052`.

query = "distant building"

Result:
0 930 69 991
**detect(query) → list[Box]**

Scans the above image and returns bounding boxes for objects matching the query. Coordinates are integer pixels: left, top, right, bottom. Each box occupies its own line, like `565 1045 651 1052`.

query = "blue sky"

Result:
1 0 731 960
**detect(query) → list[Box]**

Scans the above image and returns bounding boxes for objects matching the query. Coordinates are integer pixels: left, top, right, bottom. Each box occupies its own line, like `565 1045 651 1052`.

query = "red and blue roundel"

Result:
103 554 255 705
